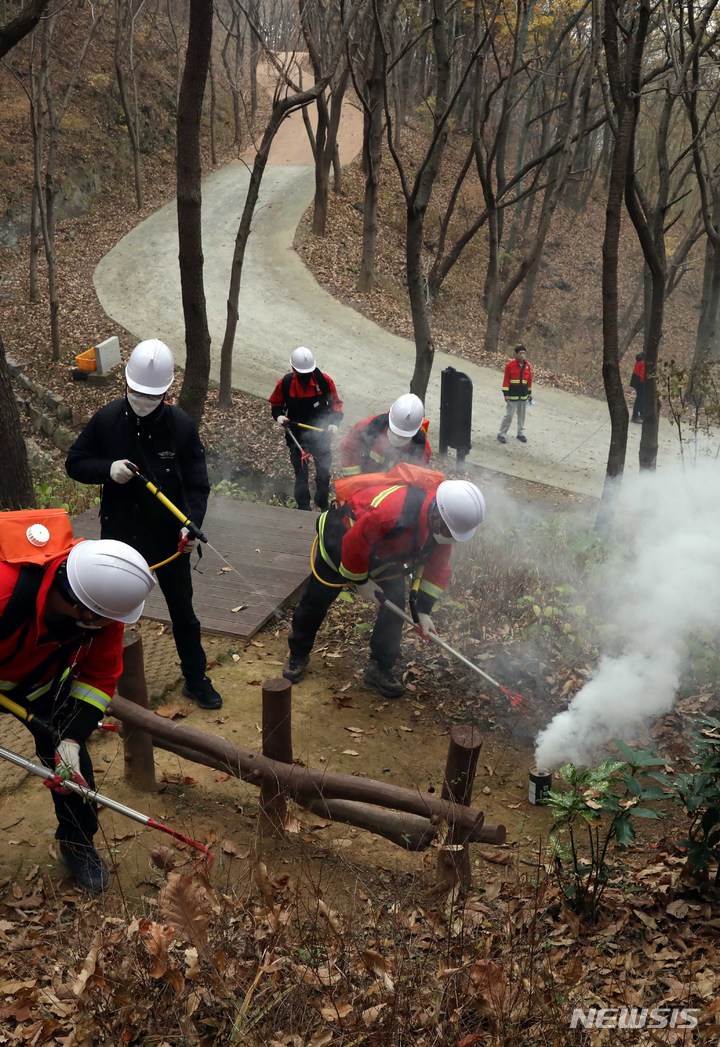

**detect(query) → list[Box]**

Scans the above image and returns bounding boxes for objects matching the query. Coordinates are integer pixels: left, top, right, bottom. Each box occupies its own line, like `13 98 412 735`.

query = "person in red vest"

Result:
282 478 485 698
497 344 533 444
339 393 431 477
0 539 155 893
630 352 645 423
269 346 343 511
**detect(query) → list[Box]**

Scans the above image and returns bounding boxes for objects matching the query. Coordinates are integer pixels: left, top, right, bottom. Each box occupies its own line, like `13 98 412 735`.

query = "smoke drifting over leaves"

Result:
535 463 720 769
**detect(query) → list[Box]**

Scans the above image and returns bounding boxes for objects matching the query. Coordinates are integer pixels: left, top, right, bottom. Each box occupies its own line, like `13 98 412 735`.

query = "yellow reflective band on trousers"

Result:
317 511 340 572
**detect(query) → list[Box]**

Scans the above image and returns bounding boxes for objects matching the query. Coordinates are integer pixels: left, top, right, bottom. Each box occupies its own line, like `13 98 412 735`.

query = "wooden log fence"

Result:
109 636 507 859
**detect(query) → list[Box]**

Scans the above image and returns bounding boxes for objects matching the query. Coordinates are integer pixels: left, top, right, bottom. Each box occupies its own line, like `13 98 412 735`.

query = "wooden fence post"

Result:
116 631 157 791
259 678 293 835
435 724 483 892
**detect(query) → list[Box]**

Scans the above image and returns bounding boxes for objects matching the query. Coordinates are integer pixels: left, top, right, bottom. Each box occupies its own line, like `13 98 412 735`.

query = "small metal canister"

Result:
528 767 552 805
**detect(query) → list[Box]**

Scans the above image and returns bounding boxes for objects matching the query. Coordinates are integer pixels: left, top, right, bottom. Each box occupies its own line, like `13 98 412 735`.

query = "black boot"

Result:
182 676 223 710
363 659 405 699
59 841 109 894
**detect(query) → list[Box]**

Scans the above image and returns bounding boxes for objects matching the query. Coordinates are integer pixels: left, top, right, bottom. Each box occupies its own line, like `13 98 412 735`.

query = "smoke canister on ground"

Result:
528 767 552 805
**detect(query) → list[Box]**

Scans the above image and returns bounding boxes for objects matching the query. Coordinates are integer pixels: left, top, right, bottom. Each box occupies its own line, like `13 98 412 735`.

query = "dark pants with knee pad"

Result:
1 692 100 848
288 511 407 670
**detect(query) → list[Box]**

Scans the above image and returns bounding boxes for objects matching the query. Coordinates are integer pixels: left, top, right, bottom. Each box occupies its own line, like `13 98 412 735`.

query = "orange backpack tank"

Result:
0 508 79 565
333 461 445 505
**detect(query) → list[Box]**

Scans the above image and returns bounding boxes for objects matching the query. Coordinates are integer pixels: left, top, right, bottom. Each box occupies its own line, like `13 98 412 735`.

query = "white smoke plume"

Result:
534 462 720 770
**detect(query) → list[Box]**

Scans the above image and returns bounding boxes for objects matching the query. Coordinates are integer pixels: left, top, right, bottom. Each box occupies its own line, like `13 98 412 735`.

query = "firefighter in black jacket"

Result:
65 339 222 710
269 346 344 511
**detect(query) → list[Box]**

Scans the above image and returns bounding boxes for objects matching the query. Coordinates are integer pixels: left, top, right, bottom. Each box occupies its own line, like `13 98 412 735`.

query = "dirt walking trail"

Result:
93 65 680 501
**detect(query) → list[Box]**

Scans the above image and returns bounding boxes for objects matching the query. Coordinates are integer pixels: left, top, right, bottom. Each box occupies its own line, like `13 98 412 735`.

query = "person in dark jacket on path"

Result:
339 394 431 477
497 344 533 444
65 339 222 710
269 346 343 511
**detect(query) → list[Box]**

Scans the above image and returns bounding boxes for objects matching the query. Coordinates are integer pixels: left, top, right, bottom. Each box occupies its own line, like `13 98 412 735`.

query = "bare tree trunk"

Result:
176 0 212 424
217 85 328 409
357 29 385 292
220 5 244 152
597 0 649 525
29 159 40 303
0 334 35 509
114 0 145 210
0 0 52 57
208 50 217 166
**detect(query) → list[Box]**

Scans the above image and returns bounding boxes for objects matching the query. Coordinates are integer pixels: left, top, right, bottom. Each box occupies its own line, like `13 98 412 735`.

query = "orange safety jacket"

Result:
502 358 532 401
339 414 431 476
0 556 123 739
317 483 451 606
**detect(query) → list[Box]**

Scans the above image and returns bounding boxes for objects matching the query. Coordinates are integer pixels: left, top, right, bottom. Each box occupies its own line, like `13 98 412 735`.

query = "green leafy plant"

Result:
672 715 720 885
547 742 668 922
660 359 720 463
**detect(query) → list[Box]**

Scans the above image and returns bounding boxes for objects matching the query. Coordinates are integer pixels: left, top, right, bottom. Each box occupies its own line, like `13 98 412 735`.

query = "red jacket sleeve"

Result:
323 374 343 418
339 418 372 475
502 362 512 394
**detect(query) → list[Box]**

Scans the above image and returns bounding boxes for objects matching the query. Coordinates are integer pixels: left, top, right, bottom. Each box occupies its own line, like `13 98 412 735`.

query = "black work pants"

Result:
288 538 407 670
0 692 100 847
632 385 644 421
154 554 206 684
288 431 332 511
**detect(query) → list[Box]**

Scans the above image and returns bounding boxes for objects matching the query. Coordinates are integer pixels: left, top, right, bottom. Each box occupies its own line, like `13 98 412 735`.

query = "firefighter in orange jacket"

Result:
269 346 344 511
283 479 485 698
0 539 155 893
497 344 533 444
339 393 431 477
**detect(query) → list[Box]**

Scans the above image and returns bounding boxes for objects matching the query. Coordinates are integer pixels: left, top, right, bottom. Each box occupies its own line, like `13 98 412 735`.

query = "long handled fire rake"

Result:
380 597 525 708
0 695 213 870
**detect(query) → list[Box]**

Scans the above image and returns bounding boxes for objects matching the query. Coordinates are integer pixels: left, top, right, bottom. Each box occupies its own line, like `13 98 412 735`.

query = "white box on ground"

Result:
94 336 121 375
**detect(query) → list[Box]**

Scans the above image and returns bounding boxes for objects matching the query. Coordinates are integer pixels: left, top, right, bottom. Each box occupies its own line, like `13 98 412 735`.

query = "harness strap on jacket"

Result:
0 565 44 653
281 368 331 407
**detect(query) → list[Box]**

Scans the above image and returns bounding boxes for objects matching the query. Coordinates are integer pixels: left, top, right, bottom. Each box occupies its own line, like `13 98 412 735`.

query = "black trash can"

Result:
439 366 473 468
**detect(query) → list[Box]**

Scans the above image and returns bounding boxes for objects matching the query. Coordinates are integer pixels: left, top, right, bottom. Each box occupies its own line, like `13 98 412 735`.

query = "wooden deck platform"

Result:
72 498 316 639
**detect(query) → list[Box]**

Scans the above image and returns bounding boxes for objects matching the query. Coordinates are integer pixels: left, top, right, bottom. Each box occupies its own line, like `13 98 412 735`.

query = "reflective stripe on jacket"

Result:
317 483 451 603
339 414 431 476
0 557 123 730
502 359 532 400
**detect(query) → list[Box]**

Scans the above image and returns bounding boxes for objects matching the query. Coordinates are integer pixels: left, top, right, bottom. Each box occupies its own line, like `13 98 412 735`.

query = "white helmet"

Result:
435 480 485 542
125 339 174 395
388 393 424 438
290 346 316 373
66 540 156 624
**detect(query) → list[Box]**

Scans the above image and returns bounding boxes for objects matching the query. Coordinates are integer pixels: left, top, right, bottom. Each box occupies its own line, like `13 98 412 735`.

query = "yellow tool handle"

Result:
143 478 191 527
0 691 33 724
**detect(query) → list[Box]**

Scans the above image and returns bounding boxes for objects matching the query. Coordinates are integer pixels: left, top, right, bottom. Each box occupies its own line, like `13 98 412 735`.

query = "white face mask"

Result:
387 429 412 449
433 533 457 545
127 391 163 417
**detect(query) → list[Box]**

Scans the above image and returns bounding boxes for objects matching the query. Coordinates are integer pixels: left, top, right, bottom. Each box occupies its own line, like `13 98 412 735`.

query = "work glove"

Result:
356 579 384 606
178 526 197 555
327 424 339 435
276 415 290 427
44 739 88 795
110 460 136 484
417 613 437 641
